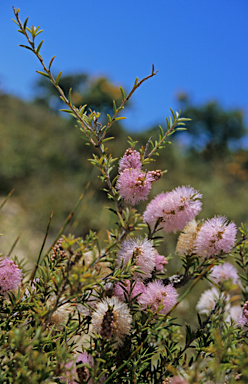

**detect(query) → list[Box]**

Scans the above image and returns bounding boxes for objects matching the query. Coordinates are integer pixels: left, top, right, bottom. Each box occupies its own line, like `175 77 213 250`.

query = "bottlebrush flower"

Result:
210 262 240 285
196 287 230 315
138 280 178 315
143 186 202 233
91 296 132 346
194 216 237 258
0 256 22 296
116 168 153 205
114 280 145 302
117 237 156 280
176 219 199 256
118 148 142 172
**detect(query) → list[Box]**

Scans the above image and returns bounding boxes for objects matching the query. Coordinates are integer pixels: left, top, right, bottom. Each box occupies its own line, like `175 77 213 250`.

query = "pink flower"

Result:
138 280 178 315
0 257 22 296
116 168 153 205
154 251 168 272
194 216 237 258
143 186 202 233
62 352 94 384
115 280 145 301
210 262 239 285
119 148 142 172
117 238 156 280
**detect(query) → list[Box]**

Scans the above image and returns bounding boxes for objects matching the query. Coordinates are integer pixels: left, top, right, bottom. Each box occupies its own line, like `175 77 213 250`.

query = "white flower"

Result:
91 296 132 346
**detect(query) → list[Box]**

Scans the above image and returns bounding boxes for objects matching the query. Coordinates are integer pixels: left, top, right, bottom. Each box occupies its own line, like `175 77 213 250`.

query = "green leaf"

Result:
134 77 139 86
36 70 50 79
102 137 114 142
23 17 29 29
49 55 56 70
36 39 44 53
170 108 176 120
35 29 43 37
19 44 33 51
113 100 116 114
60 109 74 115
56 71 63 85
68 87 72 105
12 19 20 26
114 116 126 121
120 86 125 100
107 114 112 123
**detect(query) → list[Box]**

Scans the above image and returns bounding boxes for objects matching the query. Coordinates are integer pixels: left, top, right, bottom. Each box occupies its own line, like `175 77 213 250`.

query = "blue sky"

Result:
1 0 248 132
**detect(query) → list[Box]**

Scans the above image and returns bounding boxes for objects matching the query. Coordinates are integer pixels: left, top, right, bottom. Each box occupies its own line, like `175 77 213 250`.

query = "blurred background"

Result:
1 0 248 314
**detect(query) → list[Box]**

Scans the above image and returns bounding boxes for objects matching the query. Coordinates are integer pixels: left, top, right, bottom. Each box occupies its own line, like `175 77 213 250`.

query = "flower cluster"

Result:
116 147 163 205
143 186 202 233
0 256 22 296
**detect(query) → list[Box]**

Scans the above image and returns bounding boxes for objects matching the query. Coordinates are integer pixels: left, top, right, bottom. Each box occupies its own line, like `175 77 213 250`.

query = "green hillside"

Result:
0 91 248 263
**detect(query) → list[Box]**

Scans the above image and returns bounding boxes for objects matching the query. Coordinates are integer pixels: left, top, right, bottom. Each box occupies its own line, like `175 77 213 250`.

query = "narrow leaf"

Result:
36 70 50 79
113 100 116 114
49 55 56 70
19 44 33 51
23 17 29 29
35 29 43 37
56 71 63 85
36 39 44 53
119 86 125 100
68 87 72 105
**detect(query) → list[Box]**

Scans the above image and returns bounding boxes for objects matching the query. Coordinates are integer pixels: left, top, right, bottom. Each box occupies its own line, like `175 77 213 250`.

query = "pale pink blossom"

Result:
210 262 239 285
194 216 237 258
117 238 156 280
154 251 168 272
118 148 142 172
62 352 94 384
91 296 132 346
0 257 22 296
114 280 145 301
138 280 178 315
116 168 153 205
143 186 202 233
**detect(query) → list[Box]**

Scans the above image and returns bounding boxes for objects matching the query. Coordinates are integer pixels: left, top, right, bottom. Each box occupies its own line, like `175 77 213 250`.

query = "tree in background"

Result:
33 73 123 117
177 92 247 160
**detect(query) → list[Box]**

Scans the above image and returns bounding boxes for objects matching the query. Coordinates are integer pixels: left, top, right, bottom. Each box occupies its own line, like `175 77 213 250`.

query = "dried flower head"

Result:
176 219 199 256
138 280 178 315
118 148 142 172
116 168 153 205
0 256 22 296
51 237 67 261
210 262 240 285
117 237 156 280
91 296 132 346
48 295 72 327
143 186 202 233
114 280 145 302
194 216 237 258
